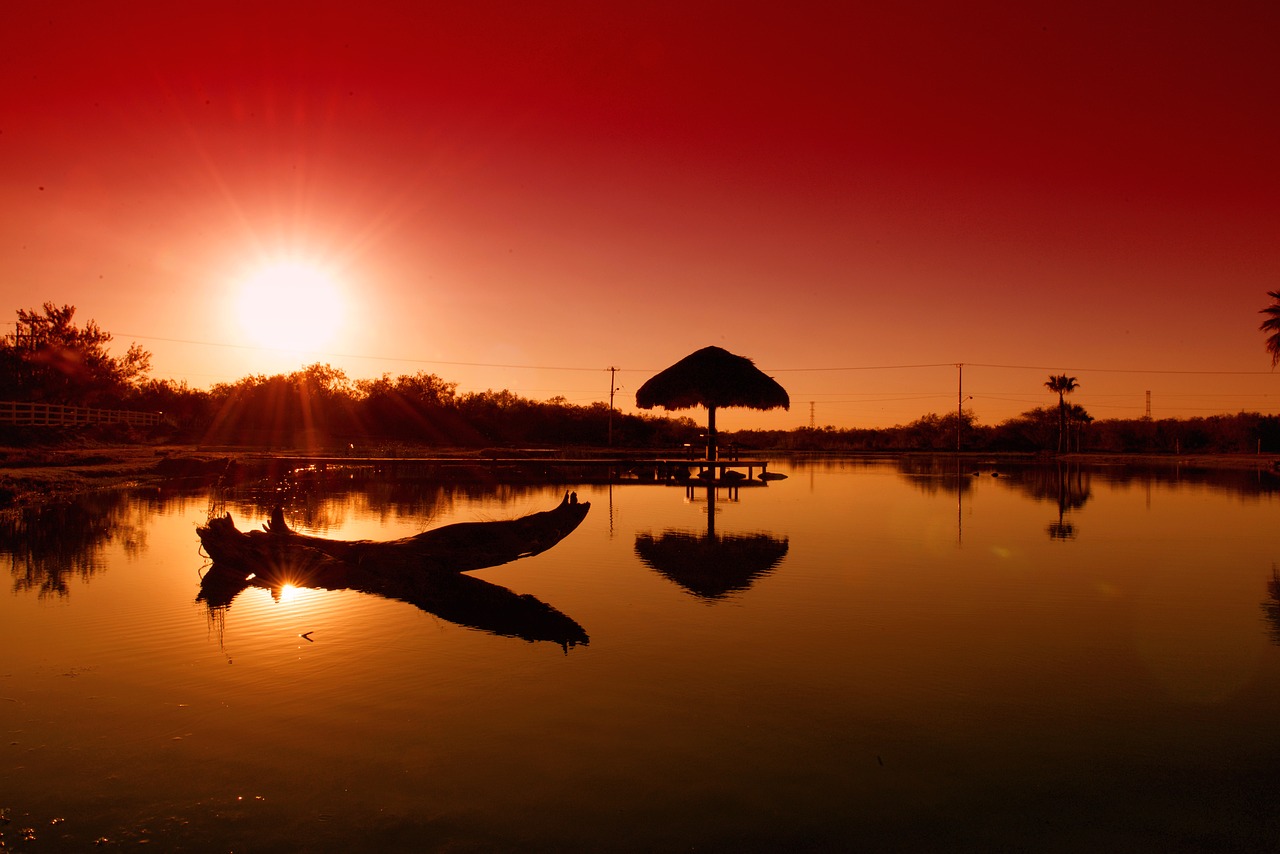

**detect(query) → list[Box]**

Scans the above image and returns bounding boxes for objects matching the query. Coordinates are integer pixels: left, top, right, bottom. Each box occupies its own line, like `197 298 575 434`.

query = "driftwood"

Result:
196 492 591 648
198 491 589 579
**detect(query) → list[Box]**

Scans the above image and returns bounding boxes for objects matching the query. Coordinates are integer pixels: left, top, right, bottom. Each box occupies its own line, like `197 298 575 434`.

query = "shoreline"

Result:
0 444 1276 508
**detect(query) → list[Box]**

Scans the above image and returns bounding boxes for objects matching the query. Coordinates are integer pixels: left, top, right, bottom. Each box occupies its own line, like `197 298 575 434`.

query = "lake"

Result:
4 457 1280 851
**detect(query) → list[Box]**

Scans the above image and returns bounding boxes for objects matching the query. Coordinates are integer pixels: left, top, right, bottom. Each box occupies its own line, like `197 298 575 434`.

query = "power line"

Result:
797 395 955 405
770 363 954 372
792 390 956 396
116 332 607 372
967 361 1279 376
776 361 1279 376
101 330 1280 382
102 331 1280 377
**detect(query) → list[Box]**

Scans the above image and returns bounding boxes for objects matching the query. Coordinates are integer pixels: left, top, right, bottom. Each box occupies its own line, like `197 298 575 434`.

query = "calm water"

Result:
4 458 1280 851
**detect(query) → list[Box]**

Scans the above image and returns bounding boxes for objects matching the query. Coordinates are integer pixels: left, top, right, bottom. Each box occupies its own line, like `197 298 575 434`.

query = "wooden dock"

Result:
235 454 779 486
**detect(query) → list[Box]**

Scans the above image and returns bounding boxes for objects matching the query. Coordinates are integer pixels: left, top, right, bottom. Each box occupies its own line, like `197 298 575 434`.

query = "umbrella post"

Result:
706 406 717 461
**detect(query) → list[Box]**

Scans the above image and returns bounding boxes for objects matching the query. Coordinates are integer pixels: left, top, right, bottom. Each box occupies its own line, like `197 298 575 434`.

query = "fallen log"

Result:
196 492 591 648
198 491 590 580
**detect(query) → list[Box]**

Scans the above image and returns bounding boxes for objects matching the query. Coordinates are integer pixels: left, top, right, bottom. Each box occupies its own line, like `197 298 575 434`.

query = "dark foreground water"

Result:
4 457 1280 851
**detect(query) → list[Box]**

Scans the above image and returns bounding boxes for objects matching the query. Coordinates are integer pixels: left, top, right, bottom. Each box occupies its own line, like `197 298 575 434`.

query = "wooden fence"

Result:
0 401 164 428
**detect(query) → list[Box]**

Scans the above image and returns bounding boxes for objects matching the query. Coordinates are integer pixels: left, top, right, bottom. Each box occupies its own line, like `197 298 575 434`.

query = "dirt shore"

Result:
0 445 224 506
0 444 1276 508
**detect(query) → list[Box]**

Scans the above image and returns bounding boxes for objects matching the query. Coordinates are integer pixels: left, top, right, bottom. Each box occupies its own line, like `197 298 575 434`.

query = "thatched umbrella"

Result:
635 346 789 461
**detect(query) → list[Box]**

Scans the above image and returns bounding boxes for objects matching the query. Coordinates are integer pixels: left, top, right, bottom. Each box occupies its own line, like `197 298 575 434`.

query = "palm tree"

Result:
1065 402 1093 452
1260 291 1280 367
1044 374 1079 453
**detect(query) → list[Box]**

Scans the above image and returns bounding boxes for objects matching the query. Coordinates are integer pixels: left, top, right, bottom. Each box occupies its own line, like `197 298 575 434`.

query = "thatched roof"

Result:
634 346 790 412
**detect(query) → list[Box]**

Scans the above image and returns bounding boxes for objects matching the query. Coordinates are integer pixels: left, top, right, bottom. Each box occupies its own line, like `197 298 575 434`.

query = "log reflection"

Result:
198 563 589 650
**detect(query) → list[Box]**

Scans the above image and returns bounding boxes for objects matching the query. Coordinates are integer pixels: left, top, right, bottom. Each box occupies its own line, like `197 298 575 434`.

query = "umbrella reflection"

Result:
635 530 788 600
635 485 788 600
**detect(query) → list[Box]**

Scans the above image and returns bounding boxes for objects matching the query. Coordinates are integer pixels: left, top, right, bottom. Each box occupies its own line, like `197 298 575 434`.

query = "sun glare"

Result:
235 260 346 353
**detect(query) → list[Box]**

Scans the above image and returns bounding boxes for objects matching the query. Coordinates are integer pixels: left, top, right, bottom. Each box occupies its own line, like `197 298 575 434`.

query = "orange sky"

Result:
2 1 1277 430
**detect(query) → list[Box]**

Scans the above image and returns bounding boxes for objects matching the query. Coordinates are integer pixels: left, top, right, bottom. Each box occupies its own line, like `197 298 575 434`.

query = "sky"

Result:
2 1 1277 430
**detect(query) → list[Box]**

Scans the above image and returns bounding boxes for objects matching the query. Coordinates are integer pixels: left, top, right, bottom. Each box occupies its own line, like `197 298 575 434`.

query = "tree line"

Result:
739 408 1280 455
2 302 1278 454
0 303 700 448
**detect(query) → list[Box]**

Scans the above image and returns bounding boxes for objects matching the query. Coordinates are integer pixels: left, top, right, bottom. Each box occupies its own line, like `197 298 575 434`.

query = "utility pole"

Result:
607 366 619 446
956 363 963 452
809 401 815 429
1145 390 1152 420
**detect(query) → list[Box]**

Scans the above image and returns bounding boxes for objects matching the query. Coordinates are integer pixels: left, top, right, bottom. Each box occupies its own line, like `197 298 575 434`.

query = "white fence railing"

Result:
0 401 163 427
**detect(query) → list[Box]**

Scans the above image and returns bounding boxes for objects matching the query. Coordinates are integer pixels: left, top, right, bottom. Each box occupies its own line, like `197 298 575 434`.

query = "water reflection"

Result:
635 485 789 600
7 459 1280 850
889 458 1095 540
222 477 558 531
1085 462 1280 495
1262 567 1280 645
895 456 978 497
1020 464 1092 541
1011 462 1092 509
0 490 152 597
196 494 592 650
879 455 1280 500
198 564 589 649
1046 518 1076 540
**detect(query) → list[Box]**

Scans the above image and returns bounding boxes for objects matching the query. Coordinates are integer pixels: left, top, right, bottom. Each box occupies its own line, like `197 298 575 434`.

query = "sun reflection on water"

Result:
6 463 1280 850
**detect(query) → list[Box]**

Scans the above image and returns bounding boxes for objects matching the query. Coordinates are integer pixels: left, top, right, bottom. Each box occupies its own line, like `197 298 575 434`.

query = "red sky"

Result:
2 1 1277 429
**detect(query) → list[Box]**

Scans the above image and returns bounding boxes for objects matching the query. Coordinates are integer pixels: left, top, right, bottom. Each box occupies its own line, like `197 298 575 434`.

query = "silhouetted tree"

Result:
1260 290 1280 367
0 303 151 405
1064 403 1092 452
355 372 462 443
203 364 358 447
1045 374 1079 453
128 378 210 433
989 407 1056 451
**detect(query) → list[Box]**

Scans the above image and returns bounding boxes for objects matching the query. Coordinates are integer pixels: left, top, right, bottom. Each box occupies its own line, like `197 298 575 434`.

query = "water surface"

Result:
4 458 1280 851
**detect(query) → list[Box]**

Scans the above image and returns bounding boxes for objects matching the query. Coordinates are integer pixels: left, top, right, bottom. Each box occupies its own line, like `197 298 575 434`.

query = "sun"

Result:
234 260 346 353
